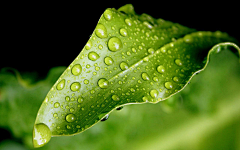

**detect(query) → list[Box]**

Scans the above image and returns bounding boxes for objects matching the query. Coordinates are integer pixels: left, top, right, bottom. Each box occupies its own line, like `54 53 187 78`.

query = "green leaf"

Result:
33 4 240 148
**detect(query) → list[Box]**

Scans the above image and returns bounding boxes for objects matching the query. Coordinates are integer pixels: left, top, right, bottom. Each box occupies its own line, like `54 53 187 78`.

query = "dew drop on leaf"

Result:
150 89 158 98
33 123 51 148
125 18 132 26
120 62 129 70
175 59 183 66
141 72 150 81
103 9 112 21
104 56 114 65
112 95 120 101
157 65 165 74
165 82 173 90
88 52 100 61
70 82 81 92
95 23 108 38
98 78 109 89
56 79 65 90
120 28 128 37
54 102 60 108
173 76 179 82
65 114 76 123
85 40 92 50
108 37 123 51
71 64 82 76
77 97 83 103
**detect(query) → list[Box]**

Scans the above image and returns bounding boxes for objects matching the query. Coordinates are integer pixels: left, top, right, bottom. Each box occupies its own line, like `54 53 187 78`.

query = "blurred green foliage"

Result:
0 47 240 149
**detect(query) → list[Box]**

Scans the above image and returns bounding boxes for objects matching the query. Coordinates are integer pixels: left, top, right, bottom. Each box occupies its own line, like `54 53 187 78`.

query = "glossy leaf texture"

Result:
33 4 240 148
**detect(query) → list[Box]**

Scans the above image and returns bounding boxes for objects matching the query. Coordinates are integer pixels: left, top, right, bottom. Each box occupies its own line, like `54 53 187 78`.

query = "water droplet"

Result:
108 37 123 51
104 56 114 65
71 64 82 76
56 79 65 90
112 95 120 101
88 51 100 61
70 82 81 92
85 40 92 50
65 114 76 123
101 114 109 121
120 62 129 70
33 123 52 148
150 90 158 98
175 59 183 66
148 48 154 54
54 102 60 108
125 18 132 26
143 21 153 29
70 108 75 112
165 82 173 90
103 9 112 21
116 106 123 110
142 96 149 102
84 79 89 84
95 23 107 38
77 97 83 103
153 77 158 82
98 44 103 50
183 34 193 43
157 65 165 73
120 28 128 37
142 72 150 81
173 76 179 82
98 78 109 89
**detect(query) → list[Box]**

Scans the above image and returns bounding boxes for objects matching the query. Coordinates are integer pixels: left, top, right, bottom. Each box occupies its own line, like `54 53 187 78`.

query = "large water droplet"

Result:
157 65 165 74
70 82 81 92
125 18 132 26
65 114 76 123
103 9 113 21
88 52 100 61
71 64 82 76
85 40 92 50
108 37 123 51
150 90 158 98
142 72 150 81
175 59 183 66
98 78 109 89
56 79 65 90
95 23 107 38
33 123 51 148
165 82 173 89
112 95 120 101
104 56 114 65
120 28 128 37
120 62 129 70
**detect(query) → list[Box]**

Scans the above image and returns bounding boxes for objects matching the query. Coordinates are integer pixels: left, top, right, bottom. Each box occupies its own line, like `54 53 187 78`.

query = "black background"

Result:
1 1 239 79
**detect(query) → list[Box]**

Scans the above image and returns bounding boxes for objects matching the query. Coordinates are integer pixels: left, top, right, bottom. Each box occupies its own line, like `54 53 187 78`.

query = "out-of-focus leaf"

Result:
33 4 240 148
0 67 66 148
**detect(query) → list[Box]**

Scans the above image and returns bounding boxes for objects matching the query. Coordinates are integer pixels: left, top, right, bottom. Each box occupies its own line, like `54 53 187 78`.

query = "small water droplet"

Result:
104 56 114 65
175 59 183 66
33 123 52 148
103 9 113 21
183 35 193 43
84 79 89 84
142 96 149 102
112 95 120 101
165 82 173 90
153 77 158 82
65 114 76 123
56 79 65 90
150 90 158 98
71 64 82 76
98 78 109 89
101 114 109 121
54 102 60 108
108 37 123 51
157 65 165 73
142 72 150 81
95 23 107 38
143 21 153 29
98 44 103 50
78 97 83 103
173 76 179 82
120 28 128 37
70 108 75 112
85 40 92 50
148 48 154 54
125 18 132 26
88 51 100 61
70 82 81 92
116 106 123 110
120 62 129 70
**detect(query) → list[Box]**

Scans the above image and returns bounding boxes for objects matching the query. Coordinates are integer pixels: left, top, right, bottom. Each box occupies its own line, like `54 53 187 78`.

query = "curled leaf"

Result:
33 4 240 148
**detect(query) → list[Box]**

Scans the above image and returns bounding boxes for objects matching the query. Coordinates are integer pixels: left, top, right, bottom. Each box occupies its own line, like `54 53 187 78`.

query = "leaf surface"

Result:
33 4 240 148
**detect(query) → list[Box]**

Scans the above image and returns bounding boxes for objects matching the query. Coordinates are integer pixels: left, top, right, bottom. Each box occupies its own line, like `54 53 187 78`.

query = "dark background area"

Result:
1 1 239 80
